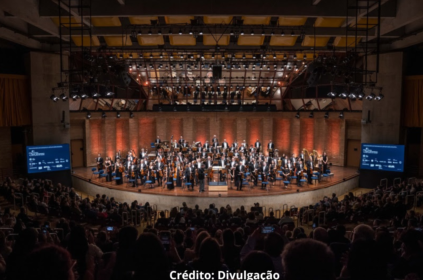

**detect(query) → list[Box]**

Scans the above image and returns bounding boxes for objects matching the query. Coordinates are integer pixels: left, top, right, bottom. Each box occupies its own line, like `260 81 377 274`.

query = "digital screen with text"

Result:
27 144 70 173
360 144 404 172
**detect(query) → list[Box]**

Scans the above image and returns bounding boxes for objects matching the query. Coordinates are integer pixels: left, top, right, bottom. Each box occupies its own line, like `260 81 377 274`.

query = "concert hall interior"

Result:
1 0 423 279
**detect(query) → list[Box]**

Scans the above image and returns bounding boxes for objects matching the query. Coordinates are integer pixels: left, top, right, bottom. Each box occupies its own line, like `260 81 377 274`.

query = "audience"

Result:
0 176 422 280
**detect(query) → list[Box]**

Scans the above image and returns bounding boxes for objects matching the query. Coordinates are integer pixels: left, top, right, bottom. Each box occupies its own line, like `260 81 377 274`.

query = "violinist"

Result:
139 148 148 160
148 162 156 186
235 162 245 191
295 159 304 186
222 139 229 150
184 162 195 191
261 162 269 190
175 163 183 187
114 159 124 185
251 159 260 187
105 157 113 182
139 159 148 185
219 156 227 182
306 159 313 185
165 164 174 190
155 157 164 187
114 150 121 163
282 164 291 185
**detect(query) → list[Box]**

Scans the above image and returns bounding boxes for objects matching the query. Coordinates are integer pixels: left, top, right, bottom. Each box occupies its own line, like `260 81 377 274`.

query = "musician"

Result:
200 149 208 159
212 135 218 144
203 141 210 150
114 159 124 185
254 139 261 153
105 157 113 182
126 152 134 170
282 155 289 167
115 150 121 163
306 160 313 185
165 165 174 190
295 159 304 186
249 145 255 154
173 140 179 151
240 155 247 167
177 152 184 164
232 141 238 151
175 163 183 187
230 158 237 182
184 162 195 190
139 159 148 185
139 148 148 160
242 140 247 148
322 152 328 174
291 154 297 166
300 151 305 161
239 144 246 153
251 159 260 187
212 141 219 150
268 140 275 157
178 136 184 145
219 156 227 181
155 158 164 186
148 162 156 186
222 139 229 150
282 165 291 181
261 162 269 189
235 162 245 191
96 154 104 172
155 136 161 146
206 156 214 169
198 164 205 193
186 151 194 162
182 140 189 149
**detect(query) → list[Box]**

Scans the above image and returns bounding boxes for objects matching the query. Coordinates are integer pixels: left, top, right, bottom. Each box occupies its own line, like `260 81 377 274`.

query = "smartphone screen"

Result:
159 231 171 251
261 226 274 234
106 226 114 231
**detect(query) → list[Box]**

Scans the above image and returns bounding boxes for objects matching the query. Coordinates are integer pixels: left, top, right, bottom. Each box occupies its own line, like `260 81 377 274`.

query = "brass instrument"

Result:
208 168 213 181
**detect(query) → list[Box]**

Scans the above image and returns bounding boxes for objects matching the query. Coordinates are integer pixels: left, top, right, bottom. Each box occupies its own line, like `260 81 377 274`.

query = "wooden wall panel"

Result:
166 118 183 142
139 118 156 150
273 119 291 155
194 118 210 144
326 119 342 165
247 119 263 147
89 119 103 161
116 119 129 156
300 118 314 153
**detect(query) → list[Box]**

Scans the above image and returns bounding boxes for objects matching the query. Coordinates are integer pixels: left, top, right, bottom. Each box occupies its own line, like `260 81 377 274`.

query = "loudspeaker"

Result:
120 71 132 87
212 66 222 79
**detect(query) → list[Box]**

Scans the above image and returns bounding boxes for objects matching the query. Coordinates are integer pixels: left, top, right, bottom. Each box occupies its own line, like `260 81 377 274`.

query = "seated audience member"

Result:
352 224 375 242
184 231 210 262
188 237 228 273
313 227 329 244
112 226 138 280
392 229 423 280
18 245 74 280
221 229 241 272
282 239 335 280
241 251 274 273
279 211 294 225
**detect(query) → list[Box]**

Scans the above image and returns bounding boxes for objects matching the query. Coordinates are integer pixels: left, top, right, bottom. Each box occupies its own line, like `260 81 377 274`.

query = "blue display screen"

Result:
27 144 71 173
360 144 404 172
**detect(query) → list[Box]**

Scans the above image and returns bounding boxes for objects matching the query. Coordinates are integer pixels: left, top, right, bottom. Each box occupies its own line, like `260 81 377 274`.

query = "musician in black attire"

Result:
155 136 161 146
138 159 148 186
261 162 269 189
198 164 205 193
155 158 164 187
114 150 121 163
268 140 275 157
235 163 244 191
114 159 123 185
184 163 195 190
219 156 227 181
296 159 304 186
105 157 113 182
212 135 218 144
306 160 313 185
96 154 104 178
322 152 328 174
254 139 261 153
139 148 147 160
165 165 174 190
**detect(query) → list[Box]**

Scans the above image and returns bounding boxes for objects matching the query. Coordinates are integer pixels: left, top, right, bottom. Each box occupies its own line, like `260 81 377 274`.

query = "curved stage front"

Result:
72 166 359 210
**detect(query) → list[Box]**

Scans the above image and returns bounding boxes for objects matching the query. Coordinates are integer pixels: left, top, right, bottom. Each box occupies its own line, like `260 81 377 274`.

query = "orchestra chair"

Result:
242 180 250 190
299 179 307 186
165 182 173 189
99 171 107 181
262 181 269 191
185 182 192 190
145 180 153 189
111 172 116 178
283 181 290 188
150 142 155 149
113 176 121 185
275 177 283 186
321 174 329 181
290 175 297 185
91 167 99 179
127 179 136 188
311 176 319 184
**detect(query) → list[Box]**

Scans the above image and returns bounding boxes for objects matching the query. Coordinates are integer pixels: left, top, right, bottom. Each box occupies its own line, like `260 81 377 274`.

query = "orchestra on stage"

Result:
95 135 329 191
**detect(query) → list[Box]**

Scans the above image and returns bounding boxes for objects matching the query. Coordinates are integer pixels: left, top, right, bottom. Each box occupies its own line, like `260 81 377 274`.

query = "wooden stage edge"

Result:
72 166 359 198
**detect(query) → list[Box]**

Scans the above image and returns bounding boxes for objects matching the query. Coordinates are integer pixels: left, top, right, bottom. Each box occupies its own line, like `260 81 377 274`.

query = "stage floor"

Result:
72 166 359 198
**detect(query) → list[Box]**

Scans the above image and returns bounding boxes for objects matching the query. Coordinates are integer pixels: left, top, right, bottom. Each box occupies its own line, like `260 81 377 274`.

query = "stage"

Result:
72 167 359 210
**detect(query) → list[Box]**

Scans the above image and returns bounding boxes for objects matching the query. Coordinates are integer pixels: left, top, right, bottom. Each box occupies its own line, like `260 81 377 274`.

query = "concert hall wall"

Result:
70 111 361 168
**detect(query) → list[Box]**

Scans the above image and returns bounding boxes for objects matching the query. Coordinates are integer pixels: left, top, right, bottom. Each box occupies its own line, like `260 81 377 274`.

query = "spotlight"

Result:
240 30 245 35
86 111 91 119
70 93 79 101
263 54 267 59
327 91 337 98
81 93 88 99
366 92 375 100
281 31 285 36
101 112 106 118
199 30 203 35
116 112 121 118
324 111 329 118
339 111 344 118
137 30 142 36
230 30 234 35
158 29 162 35
338 92 347 99
178 29 182 35
375 94 384 101
60 93 68 101
348 93 357 99
295 112 300 118
250 30 254 36
170 54 174 59
273 54 276 59
50 94 59 102
159 53 163 58
106 91 114 97
261 30 265 36
291 30 295 36
309 111 314 118
358 92 364 100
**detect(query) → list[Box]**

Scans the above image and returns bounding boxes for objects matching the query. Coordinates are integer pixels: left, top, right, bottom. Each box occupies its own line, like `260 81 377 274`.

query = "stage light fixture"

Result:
81 93 88 99
309 111 314 118
178 29 182 35
273 54 277 59
180 54 184 59
375 93 384 101
324 111 329 118
137 30 141 36
339 111 344 118
366 92 375 100
86 111 91 119
263 54 267 59
261 30 265 36
158 29 162 35
106 90 114 97
159 53 163 58
168 28 172 34
250 30 254 36
60 93 68 101
116 111 121 118
240 30 245 35
281 30 285 36
327 91 337 98
348 93 357 99
358 92 364 100
230 30 234 35
295 112 300 118
50 94 58 102
189 29 193 35
199 30 203 35
291 30 295 36
338 92 347 99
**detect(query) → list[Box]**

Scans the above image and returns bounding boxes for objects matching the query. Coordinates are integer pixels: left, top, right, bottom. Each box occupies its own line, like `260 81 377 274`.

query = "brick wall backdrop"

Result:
89 119 102 163
247 119 263 147
194 118 210 144
300 118 314 155
167 118 182 142
76 111 361 167
273 118 290 155
139 118 156 150
220 118 236 145
326 119 342 165
116 119 129 157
